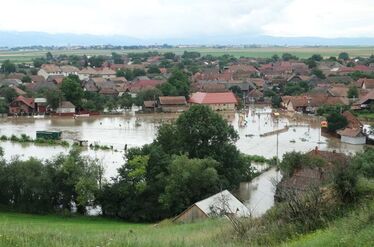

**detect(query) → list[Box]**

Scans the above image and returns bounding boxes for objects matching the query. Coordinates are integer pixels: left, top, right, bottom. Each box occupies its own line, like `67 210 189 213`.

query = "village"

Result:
1 50 373 145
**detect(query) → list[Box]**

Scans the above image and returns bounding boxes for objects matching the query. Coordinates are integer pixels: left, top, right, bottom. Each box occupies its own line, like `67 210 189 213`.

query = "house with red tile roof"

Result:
188 92 238 111
8 96 35 115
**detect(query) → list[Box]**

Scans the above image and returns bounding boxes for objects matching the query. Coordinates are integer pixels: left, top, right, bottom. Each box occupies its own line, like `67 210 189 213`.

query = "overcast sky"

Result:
0 0 373 38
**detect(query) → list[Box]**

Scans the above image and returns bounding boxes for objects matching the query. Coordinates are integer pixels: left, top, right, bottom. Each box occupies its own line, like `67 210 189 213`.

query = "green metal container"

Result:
36 131 62 140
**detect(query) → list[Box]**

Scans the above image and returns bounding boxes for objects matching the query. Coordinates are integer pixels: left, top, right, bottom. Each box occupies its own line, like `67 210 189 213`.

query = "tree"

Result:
338 52 349 61
158 83 177 96
229 86 243 99
312 69 326 79
21 75 31 83
1 60 16 73
88 56 105 67
272 95 281 108
309 54 323 61
327 112 348 132
347 86 358 99
164 69 190 97
60 75 83 107
112 52 124 64
159 155 220 215
133 68 146 77
46 52 53 61
147 66 161 74
182 51 200 59
305 59 317 69
133 88 162 106
33 57 47 68
46 89 63 109
0 87 17 103
271 54 280 62
118 93 133 109
282 53 298 61
164 52 176 60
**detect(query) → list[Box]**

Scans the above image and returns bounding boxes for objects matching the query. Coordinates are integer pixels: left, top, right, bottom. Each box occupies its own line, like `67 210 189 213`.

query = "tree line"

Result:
0 105 255 221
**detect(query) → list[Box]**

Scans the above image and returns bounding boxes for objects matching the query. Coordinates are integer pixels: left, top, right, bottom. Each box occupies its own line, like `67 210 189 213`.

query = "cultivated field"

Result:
1 46 374 63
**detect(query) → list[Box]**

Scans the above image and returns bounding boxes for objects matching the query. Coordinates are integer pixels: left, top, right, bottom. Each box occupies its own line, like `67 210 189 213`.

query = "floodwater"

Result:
0 106 367 216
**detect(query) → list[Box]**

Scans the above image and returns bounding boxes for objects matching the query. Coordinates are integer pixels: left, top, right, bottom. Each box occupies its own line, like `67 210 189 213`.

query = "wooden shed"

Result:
173 190 250 223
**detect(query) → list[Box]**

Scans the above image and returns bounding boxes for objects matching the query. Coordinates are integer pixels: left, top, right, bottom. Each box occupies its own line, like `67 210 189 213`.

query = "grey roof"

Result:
195 190 251 217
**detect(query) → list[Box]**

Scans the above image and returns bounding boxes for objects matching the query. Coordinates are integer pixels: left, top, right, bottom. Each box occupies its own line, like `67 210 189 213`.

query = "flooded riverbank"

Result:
0 106 368 216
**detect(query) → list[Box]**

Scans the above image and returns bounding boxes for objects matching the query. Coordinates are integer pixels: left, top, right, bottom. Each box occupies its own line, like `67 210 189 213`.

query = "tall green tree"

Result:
347 86 359 99
1 60 16 73
60 75 83 107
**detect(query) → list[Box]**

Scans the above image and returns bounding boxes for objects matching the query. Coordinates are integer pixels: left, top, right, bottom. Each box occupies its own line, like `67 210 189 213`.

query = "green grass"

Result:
282 203 374 247
1 46 374 63
0 213 231 247
356 112 374 122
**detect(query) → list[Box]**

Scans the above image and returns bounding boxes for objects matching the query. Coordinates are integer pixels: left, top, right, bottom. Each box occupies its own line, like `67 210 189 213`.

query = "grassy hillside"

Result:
283 201 374 247
1 46 374 63
0 213 231 247
0 200 373 247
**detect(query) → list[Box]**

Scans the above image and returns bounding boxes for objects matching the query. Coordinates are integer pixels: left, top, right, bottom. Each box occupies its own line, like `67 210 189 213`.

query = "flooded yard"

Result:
0 106 367 216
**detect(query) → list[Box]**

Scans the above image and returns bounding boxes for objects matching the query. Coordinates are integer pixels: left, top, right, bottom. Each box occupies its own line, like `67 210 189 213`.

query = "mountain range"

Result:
1 31 374 47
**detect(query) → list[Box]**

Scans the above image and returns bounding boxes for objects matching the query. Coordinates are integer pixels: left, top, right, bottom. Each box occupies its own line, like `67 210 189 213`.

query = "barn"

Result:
173 190 250 223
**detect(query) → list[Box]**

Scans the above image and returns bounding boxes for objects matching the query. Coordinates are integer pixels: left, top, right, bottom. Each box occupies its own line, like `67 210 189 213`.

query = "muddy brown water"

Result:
0 106 366 215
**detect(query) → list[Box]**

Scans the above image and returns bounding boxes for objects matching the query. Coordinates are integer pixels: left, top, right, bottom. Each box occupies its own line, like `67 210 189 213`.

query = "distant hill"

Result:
1 31 374 47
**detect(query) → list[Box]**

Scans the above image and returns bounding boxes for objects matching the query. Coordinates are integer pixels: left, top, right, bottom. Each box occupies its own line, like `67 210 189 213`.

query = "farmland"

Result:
1 46 374 63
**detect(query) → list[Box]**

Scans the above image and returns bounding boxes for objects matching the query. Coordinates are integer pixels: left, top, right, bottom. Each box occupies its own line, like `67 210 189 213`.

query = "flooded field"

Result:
0 106 367 215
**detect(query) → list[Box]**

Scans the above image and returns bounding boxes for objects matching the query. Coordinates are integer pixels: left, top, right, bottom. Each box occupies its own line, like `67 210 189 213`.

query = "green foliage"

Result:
312 68 326 79
46 88 63 109
1 60 16 73
147 65 161 74
347 85 359 98
164 52 176 60
21 75 31 83
284 81 309 95
279 151 324 177
60 75 83 107
111 52 124 64
0 86 17 103
159 155 220 215
46 52 53 61
338 52 349 60
272 95 281 108
327 112 348 132
88 55 105 67
316 104 349 116
0 148 102 214
99 105 252 221
159 69 190 97
133 68 146 77
282 53 298 61
229 85 243 99
182 51 200 59
32 57 47 68
309 54 323 61
333 166 358 203
351 148 374 178
348 71 374 80
133 88 162 106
